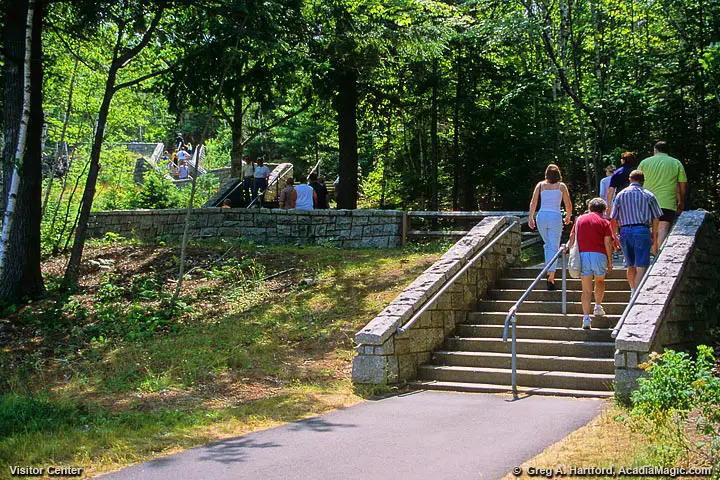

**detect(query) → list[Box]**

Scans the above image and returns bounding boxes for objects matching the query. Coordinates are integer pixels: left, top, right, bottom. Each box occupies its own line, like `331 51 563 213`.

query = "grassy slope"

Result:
0 240 444 478
502 404 658 480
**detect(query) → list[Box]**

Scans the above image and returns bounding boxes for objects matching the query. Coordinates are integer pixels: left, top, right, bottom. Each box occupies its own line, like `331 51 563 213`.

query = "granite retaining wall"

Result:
86 208 404 248
352 216 521 384
615 210 720 401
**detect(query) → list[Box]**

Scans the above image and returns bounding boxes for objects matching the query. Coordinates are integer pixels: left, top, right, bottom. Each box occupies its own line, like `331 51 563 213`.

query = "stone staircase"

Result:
411 265 630 397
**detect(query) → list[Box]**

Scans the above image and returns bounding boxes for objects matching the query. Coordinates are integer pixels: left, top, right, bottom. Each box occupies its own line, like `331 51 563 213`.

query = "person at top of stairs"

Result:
527 164 573 291
568 198 614 330
609 169 663 296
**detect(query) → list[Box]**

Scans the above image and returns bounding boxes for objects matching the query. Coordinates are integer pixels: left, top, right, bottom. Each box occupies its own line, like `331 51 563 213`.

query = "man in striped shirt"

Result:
610 170 663 294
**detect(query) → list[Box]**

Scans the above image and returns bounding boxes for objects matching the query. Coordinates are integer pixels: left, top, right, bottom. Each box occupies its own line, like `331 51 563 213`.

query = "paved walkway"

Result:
101 391 603 480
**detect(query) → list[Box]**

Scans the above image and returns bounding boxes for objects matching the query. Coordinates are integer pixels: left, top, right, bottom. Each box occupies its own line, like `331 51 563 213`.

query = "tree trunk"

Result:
430 58 439 213
62 66 118 289
335 68 358 210
380 107 391 209
0 0 44 303
1 0 25 213
230 97 244 178
452 48 461 210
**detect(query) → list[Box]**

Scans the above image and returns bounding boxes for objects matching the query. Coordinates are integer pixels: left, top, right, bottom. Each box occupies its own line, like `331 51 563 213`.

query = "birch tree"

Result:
0 2 34 272
0 0 45 303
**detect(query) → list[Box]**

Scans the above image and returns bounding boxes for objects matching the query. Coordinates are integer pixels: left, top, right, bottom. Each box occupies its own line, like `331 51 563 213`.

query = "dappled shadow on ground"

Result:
195 437 282 465
287 415 357 433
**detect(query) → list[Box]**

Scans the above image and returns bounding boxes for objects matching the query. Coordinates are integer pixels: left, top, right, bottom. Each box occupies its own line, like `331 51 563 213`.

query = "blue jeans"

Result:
620 225 651 268
252 177 268 207
536 211 563 272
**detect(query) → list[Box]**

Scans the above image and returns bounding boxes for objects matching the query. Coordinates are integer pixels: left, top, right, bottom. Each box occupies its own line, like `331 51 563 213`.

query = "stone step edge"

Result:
451 337 615 347
469 312 622 318
489 288 631 294
433 351 614 363
420 364 615 380
460 325 614 333
501 277 629 281
409 380 614 397
478 300 628 306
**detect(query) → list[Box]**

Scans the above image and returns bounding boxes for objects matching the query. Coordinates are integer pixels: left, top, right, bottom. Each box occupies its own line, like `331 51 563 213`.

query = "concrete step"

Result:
431 351 614 374
488 289 631 303
456 324 613 342
466 312 620 329
418 365 614 391
409 380 613 398
477 300 627 315
497 278 630 291
507 267 627 280
447 337 615 358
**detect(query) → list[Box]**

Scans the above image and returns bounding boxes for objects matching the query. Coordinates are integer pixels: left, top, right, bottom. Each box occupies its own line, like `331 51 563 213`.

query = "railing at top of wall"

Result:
402 211 538 248
611 236 669 339
396 219 519 335
502 243 568 399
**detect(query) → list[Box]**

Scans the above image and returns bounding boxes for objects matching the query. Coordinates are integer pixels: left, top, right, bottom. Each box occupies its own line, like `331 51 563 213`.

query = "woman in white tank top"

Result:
528 164 573 290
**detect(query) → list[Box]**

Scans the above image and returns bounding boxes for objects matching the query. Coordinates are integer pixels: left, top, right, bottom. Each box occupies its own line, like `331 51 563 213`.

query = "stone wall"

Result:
615 210 720 401
352 216 521 384
86 208 404 248
125 142 158 156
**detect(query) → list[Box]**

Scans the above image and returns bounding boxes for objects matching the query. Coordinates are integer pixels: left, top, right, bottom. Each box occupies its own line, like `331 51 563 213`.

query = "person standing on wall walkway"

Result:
610 170 663 297
637 141 687 246
252 157 270 208
309 173 329 209
599 165 615 216
607 151 639 215
178 161 189 180
279 177 297 210
528 164 573 291
568 198 614 330
242 155 255 205
294 175 317 211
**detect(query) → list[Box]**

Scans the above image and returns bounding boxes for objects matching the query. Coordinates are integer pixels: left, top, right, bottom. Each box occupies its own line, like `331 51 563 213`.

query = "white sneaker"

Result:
593 304 606 317
630 288 636 298
582 316 591 330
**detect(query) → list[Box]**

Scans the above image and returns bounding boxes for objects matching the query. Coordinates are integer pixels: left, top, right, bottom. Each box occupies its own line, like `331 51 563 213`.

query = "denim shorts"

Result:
580 252 608 277
620 225 651 268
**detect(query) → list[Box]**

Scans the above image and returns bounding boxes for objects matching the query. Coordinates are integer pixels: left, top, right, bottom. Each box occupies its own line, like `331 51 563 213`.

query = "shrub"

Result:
628 346 720 473
134 171 183 209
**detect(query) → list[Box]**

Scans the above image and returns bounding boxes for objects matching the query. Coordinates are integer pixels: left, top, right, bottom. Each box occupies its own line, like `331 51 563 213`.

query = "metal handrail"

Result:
397 219 519 334
247 164 292 208
611 236 668 339
247 175 281 208
502 243 568 399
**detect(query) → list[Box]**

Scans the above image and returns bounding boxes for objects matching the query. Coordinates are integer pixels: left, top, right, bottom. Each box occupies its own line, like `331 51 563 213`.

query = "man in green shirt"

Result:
637 141 688 246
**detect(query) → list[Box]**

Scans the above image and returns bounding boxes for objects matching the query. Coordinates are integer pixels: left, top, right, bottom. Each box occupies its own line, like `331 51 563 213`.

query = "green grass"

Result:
0 383 356 478
0 240 444 477
520 242 544 267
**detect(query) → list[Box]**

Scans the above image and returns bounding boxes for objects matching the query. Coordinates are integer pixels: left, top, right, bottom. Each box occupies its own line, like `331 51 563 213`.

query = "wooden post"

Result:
401 212 409 246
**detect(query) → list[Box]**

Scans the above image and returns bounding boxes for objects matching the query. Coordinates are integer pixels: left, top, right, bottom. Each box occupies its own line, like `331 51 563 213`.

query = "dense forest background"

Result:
0 0 719 302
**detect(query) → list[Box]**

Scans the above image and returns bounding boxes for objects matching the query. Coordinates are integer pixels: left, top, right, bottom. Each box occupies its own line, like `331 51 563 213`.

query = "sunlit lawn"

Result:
0 240 443 478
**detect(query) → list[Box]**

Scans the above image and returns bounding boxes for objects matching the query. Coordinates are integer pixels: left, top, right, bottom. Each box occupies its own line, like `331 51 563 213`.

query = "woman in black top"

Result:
607 151 638 213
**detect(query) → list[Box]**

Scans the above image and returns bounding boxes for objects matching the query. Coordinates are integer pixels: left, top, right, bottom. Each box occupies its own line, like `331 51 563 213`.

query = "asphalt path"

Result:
100 391 604 480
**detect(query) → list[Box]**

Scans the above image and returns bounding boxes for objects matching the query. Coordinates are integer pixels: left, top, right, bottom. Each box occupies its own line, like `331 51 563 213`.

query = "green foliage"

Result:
203 127 232 170
135 172 183 210
37 0 720 223
627 346 720 473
